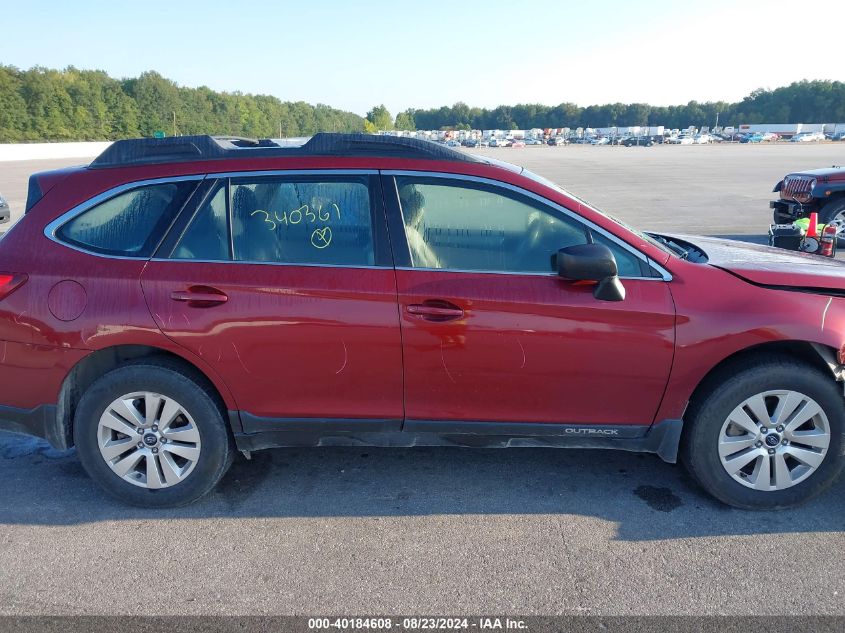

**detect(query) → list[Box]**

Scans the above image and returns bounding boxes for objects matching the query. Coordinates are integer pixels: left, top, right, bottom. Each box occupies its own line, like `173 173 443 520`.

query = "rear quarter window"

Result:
56 181 197 257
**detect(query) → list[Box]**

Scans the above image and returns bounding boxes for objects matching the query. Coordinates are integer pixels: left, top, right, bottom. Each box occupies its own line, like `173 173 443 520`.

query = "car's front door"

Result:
141 172 403 430
383 173 675 429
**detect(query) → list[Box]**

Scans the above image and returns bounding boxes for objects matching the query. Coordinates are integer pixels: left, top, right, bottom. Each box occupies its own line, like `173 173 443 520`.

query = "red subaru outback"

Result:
0 134 843 509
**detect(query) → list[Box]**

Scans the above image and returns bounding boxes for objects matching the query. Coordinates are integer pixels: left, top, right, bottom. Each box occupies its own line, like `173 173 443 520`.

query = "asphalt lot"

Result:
0 144 844 616
471 142 844 238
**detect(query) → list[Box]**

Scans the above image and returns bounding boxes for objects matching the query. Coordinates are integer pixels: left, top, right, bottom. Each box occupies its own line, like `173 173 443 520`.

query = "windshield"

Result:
477 156 679 258
506 163 678 258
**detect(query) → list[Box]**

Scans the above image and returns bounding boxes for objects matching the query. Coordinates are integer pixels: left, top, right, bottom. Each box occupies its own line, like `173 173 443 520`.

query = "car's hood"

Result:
665 234 845 292
787 167 845 180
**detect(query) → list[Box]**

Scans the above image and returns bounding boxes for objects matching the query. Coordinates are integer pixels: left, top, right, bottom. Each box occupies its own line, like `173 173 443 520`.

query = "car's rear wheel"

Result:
682 357 844 509
74 360 234 507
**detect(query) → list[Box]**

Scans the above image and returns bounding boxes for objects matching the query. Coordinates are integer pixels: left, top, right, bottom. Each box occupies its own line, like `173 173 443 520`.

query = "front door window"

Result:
395 176 645 277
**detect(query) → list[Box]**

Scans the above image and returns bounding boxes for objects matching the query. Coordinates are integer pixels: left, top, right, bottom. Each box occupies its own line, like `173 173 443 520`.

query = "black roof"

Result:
88 133 483 169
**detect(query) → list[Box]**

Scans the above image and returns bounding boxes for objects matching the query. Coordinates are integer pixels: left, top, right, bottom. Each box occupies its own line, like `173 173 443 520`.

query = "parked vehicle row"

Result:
435 128 844 150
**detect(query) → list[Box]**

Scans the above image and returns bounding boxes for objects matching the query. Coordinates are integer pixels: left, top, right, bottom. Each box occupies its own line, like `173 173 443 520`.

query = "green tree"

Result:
366 104 393 131
394 109 416 131
0 66 30 141
1 66 843 143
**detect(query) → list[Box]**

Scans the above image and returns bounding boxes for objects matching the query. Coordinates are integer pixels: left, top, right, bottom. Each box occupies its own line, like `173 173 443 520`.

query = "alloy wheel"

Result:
718 390 830 491
830 210 845 238
97 391 202 489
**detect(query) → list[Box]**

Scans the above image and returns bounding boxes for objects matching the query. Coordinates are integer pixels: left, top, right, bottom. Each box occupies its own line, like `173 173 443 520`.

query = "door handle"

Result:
170 286 228 306
406 300 464 321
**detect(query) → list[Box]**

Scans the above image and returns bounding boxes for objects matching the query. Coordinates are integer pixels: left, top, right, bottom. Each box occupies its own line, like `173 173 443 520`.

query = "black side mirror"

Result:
556 243 626 302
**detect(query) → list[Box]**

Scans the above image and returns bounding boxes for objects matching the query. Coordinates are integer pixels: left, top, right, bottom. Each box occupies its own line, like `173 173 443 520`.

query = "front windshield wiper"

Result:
647 233 689 260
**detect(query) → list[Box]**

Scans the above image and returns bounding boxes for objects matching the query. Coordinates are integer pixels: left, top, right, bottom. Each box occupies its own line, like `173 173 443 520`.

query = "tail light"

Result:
0 273 27 301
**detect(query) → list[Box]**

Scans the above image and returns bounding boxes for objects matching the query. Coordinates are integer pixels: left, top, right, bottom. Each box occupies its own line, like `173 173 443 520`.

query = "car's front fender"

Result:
654 261 845 423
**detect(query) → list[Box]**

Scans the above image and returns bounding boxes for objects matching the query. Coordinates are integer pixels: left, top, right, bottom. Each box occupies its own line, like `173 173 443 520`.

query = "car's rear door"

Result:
141 171 404 432
383 172 675 431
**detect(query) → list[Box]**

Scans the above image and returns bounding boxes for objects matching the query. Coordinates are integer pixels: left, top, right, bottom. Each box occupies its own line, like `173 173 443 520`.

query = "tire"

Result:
73 359 234 507
818 197 845 246
681 357 844 510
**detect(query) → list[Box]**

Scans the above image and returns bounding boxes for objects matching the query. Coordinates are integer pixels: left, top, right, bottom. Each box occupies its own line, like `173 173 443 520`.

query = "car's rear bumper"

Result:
0 340 88 449
0 404 63 448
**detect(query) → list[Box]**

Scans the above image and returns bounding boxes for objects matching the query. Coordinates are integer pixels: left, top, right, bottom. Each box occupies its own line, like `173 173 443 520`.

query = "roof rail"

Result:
88 133 482 169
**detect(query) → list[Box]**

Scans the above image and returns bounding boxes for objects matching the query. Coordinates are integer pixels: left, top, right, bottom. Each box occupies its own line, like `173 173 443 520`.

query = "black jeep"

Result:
771 167 845 238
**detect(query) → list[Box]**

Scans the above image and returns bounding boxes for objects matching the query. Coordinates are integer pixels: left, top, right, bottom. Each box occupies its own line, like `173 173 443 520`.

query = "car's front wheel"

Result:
74 359 234 507
682 357 844 509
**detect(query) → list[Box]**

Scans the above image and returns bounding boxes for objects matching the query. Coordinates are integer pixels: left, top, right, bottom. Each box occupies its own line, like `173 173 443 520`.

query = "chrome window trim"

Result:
209 169 379 179
147 258 661 278
149 258 387 271
41 168 675 283
646 259 672 282
383 169 673 282
42 170 379 262
395 266 666 281
43 175 206 259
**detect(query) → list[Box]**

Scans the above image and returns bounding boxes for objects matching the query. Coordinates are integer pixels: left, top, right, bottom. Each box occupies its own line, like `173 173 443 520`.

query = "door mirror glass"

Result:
556 243 626 301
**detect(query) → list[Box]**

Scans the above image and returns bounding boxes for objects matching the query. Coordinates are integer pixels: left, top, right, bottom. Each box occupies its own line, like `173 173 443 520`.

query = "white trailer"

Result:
737 123 802 136
593 126 664 137
798 123 826 134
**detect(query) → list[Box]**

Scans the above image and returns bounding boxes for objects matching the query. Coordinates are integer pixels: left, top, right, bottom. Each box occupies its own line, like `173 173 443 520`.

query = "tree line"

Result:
0 66 366 142
1 66 844 143
383 80 845 132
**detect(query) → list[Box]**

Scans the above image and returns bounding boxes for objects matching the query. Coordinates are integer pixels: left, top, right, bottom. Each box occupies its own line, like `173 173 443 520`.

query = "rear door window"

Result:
172 183 229 261
57 181 198 257
172 175 378 267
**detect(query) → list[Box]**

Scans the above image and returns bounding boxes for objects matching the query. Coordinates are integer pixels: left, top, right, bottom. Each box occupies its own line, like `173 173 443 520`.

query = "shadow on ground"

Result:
1 431 842 541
